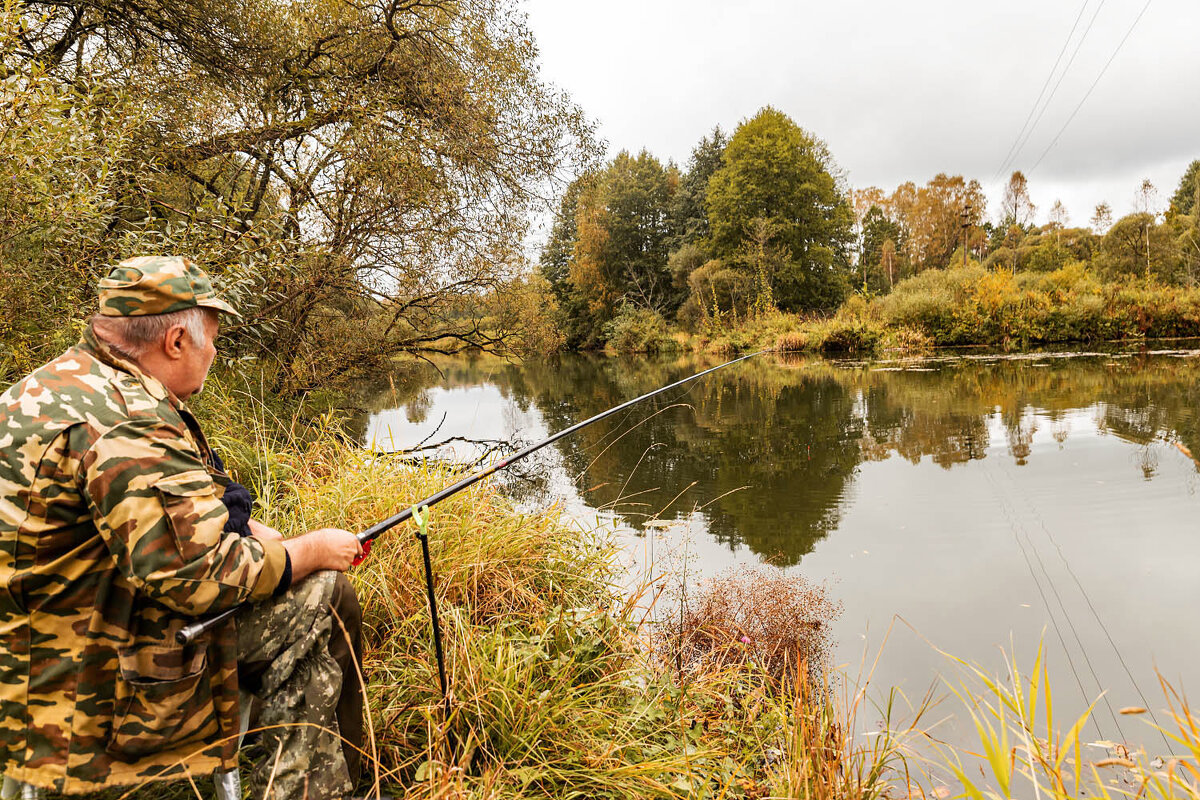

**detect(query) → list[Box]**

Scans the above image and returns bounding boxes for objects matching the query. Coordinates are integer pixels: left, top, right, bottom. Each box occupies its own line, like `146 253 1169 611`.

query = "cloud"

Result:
526 0 1199 224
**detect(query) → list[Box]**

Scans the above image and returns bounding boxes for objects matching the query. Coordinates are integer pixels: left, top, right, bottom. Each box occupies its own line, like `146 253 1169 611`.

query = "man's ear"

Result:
163 324 188 360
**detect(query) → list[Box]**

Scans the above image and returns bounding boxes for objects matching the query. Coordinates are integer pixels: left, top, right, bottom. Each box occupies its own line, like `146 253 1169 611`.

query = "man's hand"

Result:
283 528 363 581
248 519 284 541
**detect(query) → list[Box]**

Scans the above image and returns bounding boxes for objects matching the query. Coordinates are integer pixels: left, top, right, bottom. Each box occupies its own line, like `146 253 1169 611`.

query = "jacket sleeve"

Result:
80 417 288 615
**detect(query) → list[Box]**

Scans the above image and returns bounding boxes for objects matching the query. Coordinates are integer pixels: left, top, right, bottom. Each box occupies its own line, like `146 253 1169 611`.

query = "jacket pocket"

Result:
154 470 223 561
106 642 219 760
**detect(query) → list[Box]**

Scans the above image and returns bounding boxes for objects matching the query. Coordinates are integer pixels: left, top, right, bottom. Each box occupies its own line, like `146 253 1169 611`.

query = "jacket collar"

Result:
80 323 177 406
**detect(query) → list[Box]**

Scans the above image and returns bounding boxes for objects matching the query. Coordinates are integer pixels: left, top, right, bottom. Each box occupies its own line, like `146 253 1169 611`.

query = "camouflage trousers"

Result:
236 570 364 800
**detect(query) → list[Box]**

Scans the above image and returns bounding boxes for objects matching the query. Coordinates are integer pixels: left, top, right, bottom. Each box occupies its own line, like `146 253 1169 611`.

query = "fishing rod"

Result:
178 349 771 707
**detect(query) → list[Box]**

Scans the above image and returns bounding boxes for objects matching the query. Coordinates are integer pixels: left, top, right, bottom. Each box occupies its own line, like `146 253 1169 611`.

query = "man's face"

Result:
176 312 219 399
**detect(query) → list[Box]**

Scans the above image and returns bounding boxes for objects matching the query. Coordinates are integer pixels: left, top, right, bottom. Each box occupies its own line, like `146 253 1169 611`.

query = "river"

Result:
355 347 1200 755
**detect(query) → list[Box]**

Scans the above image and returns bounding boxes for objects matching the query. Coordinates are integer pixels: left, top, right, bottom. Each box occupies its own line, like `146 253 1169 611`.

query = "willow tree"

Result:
4 0 596 389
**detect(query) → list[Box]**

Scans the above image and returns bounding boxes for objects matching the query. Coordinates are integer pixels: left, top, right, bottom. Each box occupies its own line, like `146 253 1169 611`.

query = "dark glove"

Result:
222 481 254 536
209 447 254 536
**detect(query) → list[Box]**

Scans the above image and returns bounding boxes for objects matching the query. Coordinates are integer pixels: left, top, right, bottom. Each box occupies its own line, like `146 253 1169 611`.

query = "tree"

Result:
860 205 905 289
890 175 986 271
539 176 593 343
737 218 786 314
1169 160 1200 218
861 206 903 267
705 107 854 312
1001 171 1037 228
879 239 899 289
1091 202 1114 234
541 177 589 304
1177 203 1200 286
562 151 678 346
5 0 598 389
1049 200 1069 229
1099 213 1181 282
668 127 727 250
1135 179 1160 215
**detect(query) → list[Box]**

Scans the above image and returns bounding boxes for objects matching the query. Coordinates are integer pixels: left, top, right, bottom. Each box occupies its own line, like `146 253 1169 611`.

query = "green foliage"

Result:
1169 159 1200 218
667 126 727 250
601 306 678 354
874 262 1200 347
861 206 904 273
545 151 680 348
683 258 755 329
541 111 861 347
984 226 1099 273
0 34 144 381
1097 213 1182 282
667 242 708 298
540 177 588 306
706 107 854 312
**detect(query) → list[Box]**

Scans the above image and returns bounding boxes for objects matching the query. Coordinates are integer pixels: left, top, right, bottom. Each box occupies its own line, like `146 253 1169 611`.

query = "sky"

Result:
523 0 1199 227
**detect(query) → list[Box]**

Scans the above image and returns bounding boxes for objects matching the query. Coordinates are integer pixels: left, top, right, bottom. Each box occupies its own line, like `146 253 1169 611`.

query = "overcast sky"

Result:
524 0 1199 227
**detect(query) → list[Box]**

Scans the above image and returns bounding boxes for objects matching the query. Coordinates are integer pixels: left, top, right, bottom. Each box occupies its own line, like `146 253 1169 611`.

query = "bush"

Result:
867 263 1200 347
661 565 840 685
602 306 678 354
810 315 885 353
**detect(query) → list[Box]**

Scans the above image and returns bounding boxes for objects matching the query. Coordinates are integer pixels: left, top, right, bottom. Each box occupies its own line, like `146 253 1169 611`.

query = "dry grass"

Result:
661 565 840 685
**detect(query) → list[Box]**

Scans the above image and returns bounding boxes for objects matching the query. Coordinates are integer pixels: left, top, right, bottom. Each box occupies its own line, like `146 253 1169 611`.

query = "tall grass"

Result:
929 642 1200 800
875 263 1200 347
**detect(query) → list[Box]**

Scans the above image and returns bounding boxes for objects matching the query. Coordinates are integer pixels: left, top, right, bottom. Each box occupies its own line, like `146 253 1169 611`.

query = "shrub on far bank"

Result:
602 306 680 354
874 263 1200 348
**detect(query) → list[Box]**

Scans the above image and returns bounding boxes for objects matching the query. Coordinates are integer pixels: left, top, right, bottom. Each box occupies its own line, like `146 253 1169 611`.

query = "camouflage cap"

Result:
98 256 239 317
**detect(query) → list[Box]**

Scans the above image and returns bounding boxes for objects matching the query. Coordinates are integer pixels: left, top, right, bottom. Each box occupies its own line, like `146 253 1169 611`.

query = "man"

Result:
0 257 368 798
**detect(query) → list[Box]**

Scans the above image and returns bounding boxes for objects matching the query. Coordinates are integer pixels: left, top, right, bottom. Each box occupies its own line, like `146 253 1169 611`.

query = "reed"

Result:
928 642 1200 800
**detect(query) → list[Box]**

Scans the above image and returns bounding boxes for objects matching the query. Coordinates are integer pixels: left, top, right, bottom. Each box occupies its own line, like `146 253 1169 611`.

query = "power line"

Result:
993 0 1094 181
1030 0 1155 174
998 0 1110 180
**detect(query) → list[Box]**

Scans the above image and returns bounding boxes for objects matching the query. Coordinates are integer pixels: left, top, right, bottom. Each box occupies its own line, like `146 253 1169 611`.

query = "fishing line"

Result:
986 448 1124 737
1022 524 1125 740
981 460 1108 739
999 464 1173 752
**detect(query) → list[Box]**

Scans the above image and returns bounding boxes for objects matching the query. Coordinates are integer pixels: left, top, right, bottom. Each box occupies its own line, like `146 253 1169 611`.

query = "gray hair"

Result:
91 307 214 358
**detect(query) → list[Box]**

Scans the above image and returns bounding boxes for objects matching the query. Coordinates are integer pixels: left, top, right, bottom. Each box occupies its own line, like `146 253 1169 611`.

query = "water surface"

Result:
357 349 1200 753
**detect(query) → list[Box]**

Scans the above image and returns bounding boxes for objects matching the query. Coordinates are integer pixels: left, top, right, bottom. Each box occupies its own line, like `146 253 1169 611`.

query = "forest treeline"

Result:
540 107 1200 350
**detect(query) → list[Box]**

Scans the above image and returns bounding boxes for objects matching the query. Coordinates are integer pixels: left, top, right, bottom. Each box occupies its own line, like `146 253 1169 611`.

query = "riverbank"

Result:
606 265 1200 357
178 381 887 799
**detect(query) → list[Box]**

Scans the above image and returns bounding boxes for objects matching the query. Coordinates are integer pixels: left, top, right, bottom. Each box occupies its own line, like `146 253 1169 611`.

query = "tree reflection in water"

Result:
351 349 1200 566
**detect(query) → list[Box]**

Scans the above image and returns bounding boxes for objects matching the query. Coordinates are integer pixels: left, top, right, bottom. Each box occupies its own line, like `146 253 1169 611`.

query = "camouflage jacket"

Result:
0 327 287 793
